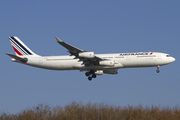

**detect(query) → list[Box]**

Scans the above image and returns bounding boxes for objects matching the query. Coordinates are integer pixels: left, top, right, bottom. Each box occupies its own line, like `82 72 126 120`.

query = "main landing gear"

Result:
85 69 96 81
156 65 160 73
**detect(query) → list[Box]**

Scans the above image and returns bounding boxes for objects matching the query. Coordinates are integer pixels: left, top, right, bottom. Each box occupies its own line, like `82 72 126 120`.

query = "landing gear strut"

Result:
156 66 160 73
85 69 97 81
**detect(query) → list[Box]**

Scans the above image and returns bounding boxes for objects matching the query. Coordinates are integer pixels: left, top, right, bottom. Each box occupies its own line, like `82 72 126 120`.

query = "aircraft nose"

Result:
169 57 175 63
172 57 175 62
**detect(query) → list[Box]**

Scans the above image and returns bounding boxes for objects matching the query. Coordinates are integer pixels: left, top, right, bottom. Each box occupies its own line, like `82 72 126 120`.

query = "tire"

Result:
92 74 96 78
88 77 92 81
85 72 90 76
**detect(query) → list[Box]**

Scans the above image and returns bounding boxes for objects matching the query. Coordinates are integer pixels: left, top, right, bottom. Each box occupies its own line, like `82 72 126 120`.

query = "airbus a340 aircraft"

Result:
6 36 175 81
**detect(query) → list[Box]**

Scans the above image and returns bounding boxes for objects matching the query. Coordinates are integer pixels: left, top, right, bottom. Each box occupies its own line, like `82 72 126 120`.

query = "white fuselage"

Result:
7 36 176 80
12 52 175 71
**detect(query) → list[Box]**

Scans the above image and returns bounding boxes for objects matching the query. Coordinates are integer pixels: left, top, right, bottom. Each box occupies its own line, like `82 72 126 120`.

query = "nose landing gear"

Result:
85 69 97 81
156 66 160 73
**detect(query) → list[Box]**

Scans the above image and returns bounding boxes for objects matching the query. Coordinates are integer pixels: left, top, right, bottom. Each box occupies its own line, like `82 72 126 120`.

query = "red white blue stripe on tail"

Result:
9 36 38 56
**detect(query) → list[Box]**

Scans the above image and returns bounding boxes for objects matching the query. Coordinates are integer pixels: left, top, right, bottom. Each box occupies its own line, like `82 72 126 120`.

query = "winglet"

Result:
55 37 63 42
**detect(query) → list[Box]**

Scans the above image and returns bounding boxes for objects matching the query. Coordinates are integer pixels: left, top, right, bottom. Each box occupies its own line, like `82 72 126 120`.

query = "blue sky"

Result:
0 0 180 114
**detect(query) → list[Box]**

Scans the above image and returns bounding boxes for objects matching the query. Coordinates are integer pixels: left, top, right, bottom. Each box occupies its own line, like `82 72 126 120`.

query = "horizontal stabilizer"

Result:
6 53 28 63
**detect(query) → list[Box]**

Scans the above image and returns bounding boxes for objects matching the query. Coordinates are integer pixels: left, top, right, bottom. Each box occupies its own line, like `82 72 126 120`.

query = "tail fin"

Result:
9 36 39 56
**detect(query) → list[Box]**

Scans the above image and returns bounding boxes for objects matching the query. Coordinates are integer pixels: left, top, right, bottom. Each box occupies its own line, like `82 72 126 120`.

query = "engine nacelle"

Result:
78 52 95 58
99 60 115 66
103 69 118 74
95 70 103 75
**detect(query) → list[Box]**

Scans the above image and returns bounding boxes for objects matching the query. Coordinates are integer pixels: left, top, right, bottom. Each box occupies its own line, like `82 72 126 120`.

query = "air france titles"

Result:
119 52 150 56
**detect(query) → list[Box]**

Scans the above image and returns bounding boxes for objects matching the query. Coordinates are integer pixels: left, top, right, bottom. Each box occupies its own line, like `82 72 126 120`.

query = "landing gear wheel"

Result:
92 74 96 78
156 66 160 73
86 69 96 81
156 69 160 73
88 77 92 81
85 72 90 76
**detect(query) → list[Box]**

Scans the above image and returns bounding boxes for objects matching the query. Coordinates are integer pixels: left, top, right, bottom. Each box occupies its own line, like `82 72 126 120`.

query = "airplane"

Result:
6 36 175 81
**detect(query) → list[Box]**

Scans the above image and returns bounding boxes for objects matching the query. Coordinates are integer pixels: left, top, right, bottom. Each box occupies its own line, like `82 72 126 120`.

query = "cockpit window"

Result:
166 55 171 57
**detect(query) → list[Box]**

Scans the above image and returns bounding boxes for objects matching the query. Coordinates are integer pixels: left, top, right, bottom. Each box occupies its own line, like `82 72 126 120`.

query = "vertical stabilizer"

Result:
9 36 39 56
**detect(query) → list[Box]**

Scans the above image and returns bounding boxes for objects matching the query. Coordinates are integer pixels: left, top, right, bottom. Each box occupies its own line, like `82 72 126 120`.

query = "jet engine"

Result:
79 52 95 58
95 70 103 75
99 60 115 66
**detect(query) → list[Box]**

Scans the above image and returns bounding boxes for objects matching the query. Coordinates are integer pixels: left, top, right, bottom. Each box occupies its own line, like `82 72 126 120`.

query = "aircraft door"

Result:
155 54 162 65
39 58 47 64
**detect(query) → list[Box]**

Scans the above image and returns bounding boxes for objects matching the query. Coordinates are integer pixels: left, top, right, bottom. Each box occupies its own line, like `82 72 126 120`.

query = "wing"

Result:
55 37 103 66
55 37 84 56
